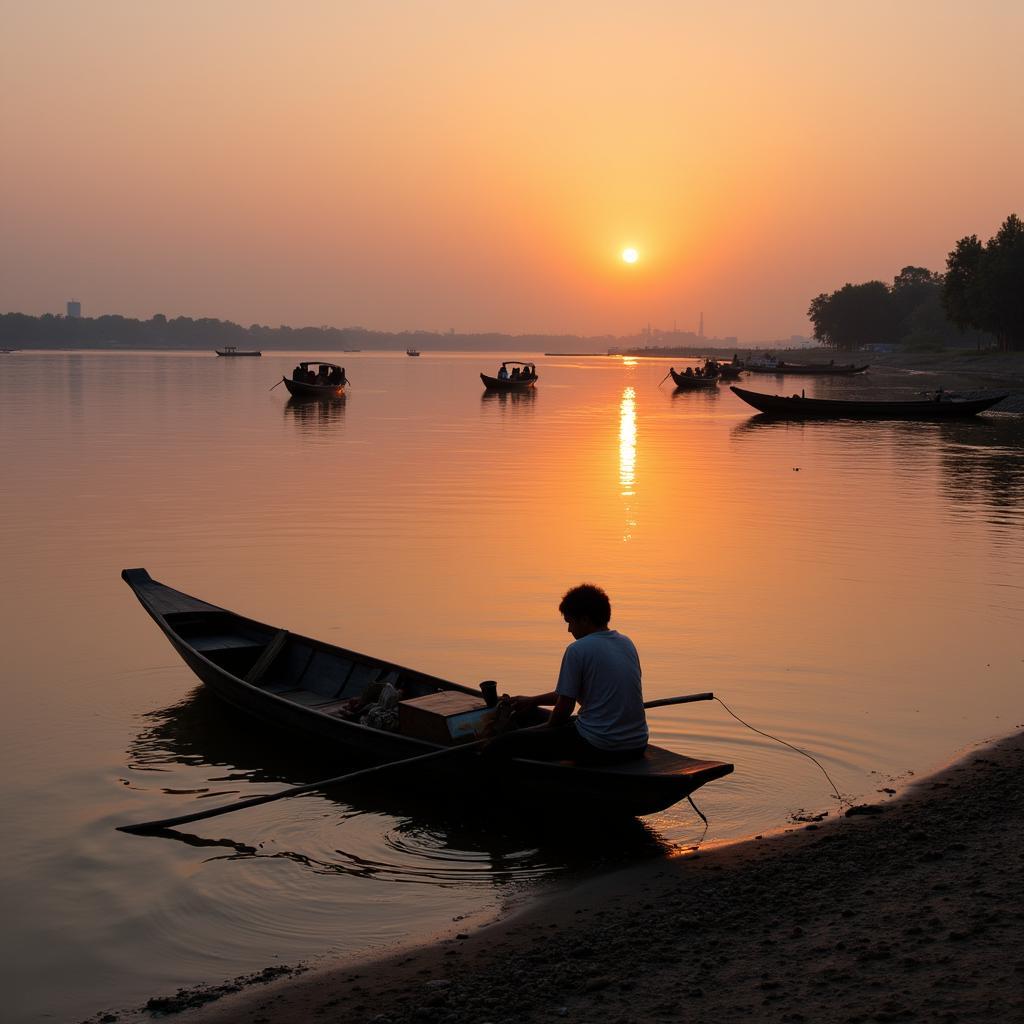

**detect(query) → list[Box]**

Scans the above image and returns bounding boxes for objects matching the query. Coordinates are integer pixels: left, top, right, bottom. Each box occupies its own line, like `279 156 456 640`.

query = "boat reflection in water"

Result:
128 687 673 885
480 388 538 412
284 394 346 432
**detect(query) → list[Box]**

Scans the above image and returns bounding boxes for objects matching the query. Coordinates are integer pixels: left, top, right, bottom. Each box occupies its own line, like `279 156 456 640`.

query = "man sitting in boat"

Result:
292 364 304 381
497 364 509 380
485 584 649 765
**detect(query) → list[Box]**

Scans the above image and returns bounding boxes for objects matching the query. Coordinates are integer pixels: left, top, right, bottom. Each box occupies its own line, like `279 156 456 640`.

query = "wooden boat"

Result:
715 363 744 380
670 367 719 390
216 346 262 357
742 357 868 375
481 361 538 391
121 569 733 818
283 361 347 398
730 385 1008 420
406 349 421 357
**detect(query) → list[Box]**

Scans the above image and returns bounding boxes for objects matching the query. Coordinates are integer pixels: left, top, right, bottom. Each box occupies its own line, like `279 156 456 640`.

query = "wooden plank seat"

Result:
244 629 289 685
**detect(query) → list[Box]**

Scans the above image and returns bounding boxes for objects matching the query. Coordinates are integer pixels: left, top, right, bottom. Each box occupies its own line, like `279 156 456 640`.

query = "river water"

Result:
1 350 1021 1022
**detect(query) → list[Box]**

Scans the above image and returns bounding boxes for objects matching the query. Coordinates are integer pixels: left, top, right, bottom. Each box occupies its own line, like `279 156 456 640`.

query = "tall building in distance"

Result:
67 300 81 318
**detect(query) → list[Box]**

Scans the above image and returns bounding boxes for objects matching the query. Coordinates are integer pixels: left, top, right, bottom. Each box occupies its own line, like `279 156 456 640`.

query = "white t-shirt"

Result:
555 630 648 750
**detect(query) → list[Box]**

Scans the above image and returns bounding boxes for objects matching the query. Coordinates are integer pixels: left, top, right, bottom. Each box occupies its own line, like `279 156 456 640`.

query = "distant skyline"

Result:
3 2 1022 340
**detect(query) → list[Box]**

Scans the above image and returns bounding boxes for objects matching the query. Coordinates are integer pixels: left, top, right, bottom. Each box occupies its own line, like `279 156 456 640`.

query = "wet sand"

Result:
152 729 1023 1024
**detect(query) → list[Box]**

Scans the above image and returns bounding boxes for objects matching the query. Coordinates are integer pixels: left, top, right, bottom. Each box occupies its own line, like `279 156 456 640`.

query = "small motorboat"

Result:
216 346 262 357
730 386 1007 420
481 361 538 390
283 361 347 398
120 569 733 818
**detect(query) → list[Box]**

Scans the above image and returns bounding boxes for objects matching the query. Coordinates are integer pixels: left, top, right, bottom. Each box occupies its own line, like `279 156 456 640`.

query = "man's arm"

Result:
510 692 576 727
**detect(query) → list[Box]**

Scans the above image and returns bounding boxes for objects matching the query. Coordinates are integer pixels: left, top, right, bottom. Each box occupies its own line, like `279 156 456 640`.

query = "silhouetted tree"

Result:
944 214 1024 351
808 281 899 349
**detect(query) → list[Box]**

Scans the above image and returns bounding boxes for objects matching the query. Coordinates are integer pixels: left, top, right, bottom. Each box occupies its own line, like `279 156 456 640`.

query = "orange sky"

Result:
3 2 1022 339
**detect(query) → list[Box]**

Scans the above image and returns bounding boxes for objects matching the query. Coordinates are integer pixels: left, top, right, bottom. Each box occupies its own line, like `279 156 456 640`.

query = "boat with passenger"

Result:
216 346 262 357
121 569 733 817
730 385 1007 420
481 361 538 390
669 366 719 390
406 349 420 357
282 361 347 398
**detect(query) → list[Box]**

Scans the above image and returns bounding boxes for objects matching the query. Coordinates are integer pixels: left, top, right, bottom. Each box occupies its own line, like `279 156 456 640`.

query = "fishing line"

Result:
713 696 845 805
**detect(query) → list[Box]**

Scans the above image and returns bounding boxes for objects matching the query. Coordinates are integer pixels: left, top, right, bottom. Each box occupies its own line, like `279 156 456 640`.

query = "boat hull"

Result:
121 569 732 818
284 377 345 399
670 368 718 389
216 349 262 357
480 373 537 390
745 362 868 375
730 386 1007 420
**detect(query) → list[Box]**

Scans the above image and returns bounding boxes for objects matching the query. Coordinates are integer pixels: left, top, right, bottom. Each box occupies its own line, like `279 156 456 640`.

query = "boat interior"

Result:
164 610 498 739
168 611 449 704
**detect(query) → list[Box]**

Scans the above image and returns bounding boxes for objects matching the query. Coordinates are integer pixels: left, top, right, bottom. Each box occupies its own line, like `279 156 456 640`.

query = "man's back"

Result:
555 630 648 751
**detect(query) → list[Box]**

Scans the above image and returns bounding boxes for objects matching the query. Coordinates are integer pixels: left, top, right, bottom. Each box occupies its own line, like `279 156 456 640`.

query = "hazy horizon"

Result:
3 2 1022 339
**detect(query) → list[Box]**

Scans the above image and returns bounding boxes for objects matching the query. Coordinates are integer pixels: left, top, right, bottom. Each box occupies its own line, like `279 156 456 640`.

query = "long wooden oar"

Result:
269 378 284 391
117 741 484 835
658 370 673 386
116 691 714 835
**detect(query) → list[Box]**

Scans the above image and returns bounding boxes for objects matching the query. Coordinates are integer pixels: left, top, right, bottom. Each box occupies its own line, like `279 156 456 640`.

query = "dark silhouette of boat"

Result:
121 569 733 818
730 385 1008 420
406 348 421 357
481 361 538 390
715 362 744 380
282 361 347 398
741 356 868 375
670 367 718 389
216 346 262 357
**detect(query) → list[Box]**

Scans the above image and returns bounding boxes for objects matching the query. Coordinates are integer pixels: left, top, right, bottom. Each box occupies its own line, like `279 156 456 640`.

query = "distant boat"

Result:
216 346 262 357
0 348 17 354
740 354 867 375
669 367 718 389
730 385 1007 420
715 362 744 380
481 361 538 390
120 568 734 818
282 361 347 398
406 349 421 357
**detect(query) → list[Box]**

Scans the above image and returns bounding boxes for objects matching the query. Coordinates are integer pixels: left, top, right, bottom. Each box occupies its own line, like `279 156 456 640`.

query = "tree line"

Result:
808 213 1024 351
0 312 613 353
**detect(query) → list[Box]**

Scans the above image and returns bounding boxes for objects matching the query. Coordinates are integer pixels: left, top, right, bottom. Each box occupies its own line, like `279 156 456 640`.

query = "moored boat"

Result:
121 568 733 817
216 346 262 357
730 385 1008 420
740 354 868 375
406 349 420 356
283 361 347 398
670 367 719 390
481 361 538 390
715 362 744 380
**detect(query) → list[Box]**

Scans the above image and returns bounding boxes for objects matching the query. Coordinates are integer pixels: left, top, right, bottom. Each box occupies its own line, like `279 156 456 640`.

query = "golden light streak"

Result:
619 386 637 542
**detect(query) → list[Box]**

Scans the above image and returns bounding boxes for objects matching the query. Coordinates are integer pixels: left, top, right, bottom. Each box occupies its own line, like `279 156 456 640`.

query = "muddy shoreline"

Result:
105 727 1023 1024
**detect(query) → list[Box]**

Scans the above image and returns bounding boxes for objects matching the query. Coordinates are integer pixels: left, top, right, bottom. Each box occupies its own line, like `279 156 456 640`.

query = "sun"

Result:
621 247 639 264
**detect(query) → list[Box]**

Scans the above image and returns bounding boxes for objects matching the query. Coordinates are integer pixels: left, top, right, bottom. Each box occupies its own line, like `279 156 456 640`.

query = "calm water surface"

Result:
1 351 1021 1022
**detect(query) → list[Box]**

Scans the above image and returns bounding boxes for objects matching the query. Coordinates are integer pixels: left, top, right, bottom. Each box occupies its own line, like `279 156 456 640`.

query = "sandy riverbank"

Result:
135 728 1023 1024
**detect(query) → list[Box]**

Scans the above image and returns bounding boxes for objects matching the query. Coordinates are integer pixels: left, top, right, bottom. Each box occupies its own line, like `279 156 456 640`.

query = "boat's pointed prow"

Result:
122 567 153 585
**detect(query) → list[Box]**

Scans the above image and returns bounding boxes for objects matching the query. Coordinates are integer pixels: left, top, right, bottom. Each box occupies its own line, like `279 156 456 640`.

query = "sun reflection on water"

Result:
619 386 637 541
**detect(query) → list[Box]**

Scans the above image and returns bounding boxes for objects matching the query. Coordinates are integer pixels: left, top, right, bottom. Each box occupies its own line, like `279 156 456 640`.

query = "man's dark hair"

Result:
558 584 611 627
